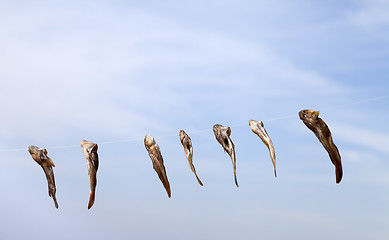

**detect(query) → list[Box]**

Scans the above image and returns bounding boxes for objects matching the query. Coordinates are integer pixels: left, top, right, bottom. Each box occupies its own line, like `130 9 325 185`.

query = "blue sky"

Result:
0 0 388 239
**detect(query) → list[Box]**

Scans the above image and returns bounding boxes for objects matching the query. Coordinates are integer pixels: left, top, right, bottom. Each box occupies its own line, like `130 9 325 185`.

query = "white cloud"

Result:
347 0 389 28
0 1 347 147
331 122 389 154
0 2 388 240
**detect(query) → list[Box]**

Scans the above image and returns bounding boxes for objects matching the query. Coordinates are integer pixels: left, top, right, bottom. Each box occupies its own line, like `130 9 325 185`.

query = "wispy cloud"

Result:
0 1 388 240
346 0 389 29
331 122 389 154
0 1 347 145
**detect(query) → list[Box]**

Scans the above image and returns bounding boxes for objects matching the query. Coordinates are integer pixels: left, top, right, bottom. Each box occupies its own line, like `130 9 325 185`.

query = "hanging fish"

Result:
80 140 99 209
249 120 277 177
144 135 171 198
213 124 238 187
179 130 203 186
28 145 59 208
299 109 343 183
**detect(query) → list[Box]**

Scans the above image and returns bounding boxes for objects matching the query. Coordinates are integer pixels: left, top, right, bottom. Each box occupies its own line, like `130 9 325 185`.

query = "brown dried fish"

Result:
179 130 203 186
80 140 99 209
144 135 171 198
28 145 58 208
213 124 238 187
249 120 277 177
299 109 343 183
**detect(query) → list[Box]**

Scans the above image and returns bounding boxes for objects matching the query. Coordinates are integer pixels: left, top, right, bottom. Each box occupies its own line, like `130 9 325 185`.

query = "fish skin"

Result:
249 120 277 177
299 109 343 184
144 135 171 198
28 145 59 209
213 124 238 187
80 140 99 209
179 130 203 186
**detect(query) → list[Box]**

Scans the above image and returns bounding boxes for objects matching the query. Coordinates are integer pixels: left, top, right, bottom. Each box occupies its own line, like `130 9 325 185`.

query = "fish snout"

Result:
144 135 155 147
298 110 306 120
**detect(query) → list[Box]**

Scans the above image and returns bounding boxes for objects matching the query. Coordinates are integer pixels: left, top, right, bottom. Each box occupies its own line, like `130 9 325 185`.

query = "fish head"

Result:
28 145 49 164
299 109 319 121
80 140 88 147
249 120 259 133
248 120 255 128
28 145 37 155
299 109 320 131
179 130 185 142
144 135 155 148
249 120 264 130
213 124 222 134
80 140 97 151
213 124 231 137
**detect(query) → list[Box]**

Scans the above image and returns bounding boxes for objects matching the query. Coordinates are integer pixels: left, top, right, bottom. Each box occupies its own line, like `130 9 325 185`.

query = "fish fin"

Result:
47 157 55 167
313 110 320 119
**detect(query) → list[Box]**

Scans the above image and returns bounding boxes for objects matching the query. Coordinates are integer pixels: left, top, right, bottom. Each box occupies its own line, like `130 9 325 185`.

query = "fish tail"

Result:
329 146 342 184
195 173 203 186
234 174 239 187
232 152 239 187
233 161 239 187
272 155 277 178
335 165 343 184
157 168 171 198
270 147 277 178
52 195 59 209
190 164 203 186
88 191 95 209
164 182 171 198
